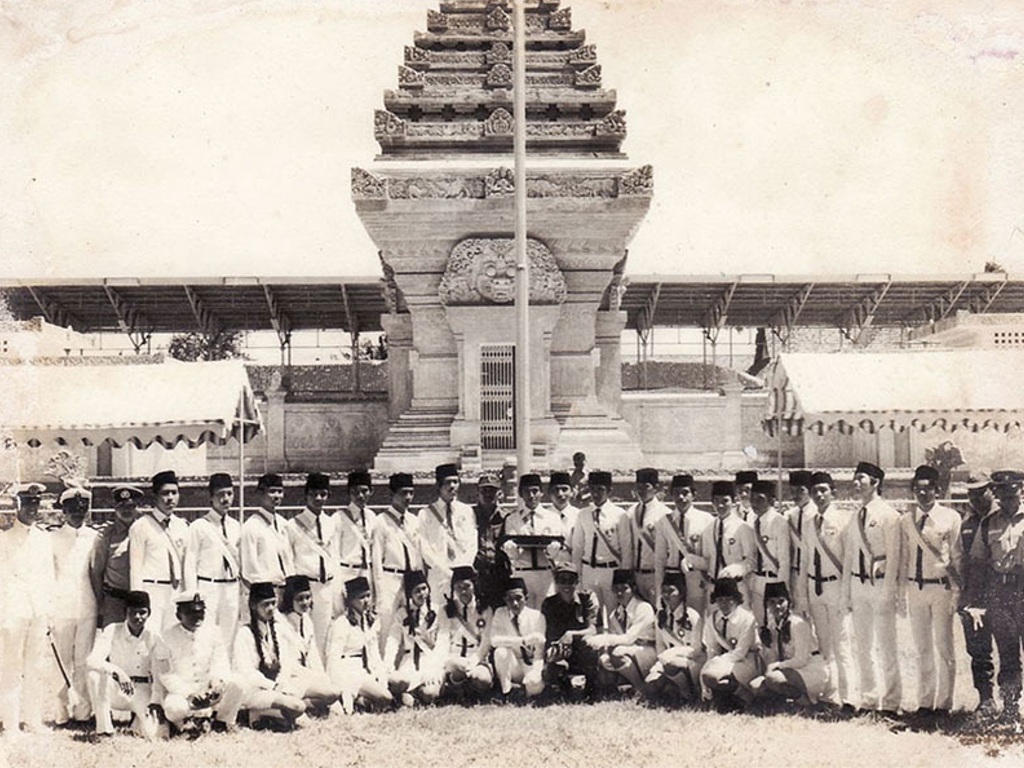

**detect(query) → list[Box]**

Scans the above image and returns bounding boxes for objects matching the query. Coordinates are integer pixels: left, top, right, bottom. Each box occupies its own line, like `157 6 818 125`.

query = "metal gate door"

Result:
480 344 515 450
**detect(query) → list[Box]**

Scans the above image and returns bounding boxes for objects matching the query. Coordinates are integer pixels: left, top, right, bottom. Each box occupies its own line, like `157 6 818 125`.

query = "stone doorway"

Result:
480 343 516 451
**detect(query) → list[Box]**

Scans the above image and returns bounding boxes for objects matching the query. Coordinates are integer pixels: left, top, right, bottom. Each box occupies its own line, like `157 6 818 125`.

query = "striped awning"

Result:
0 359 262 448
764 350 1024 436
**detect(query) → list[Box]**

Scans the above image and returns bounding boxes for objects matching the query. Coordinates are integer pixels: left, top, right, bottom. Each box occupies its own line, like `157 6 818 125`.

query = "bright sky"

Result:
2 0 1024 280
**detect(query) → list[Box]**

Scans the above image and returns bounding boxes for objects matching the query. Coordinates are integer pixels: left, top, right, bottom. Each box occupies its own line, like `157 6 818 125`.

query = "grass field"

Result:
1 701 1022 768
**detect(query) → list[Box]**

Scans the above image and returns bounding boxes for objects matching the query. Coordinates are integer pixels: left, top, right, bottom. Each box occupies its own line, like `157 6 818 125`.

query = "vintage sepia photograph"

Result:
2 0 1024 765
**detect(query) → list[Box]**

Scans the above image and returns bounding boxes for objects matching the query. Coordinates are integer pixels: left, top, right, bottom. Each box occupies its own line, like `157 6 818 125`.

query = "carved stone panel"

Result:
439 238 568 306
484 107 514 136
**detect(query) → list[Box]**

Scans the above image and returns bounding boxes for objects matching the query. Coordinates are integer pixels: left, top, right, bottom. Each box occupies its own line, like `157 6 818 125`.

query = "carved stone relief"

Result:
351 168 386 199
484 107 514 136
439 238 567 306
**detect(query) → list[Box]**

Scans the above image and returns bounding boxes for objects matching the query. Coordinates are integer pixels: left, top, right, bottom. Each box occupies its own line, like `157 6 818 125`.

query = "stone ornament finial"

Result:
484 108 514 136
439 238 567 306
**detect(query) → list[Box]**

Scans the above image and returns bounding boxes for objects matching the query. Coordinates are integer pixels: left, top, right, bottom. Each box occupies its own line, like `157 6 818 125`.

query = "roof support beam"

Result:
967 276 1009 314
262 285 293 349
838 280 891 345
103 286 152 353
636 282 661 342
769 283 815 345
183 285 223 336
339 283 359 336
901 279 971 326
25 286 84 331
701 280 738 343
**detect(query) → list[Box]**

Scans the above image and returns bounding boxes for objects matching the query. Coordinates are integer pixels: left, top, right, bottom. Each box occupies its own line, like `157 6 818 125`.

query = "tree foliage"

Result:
167 330 246 362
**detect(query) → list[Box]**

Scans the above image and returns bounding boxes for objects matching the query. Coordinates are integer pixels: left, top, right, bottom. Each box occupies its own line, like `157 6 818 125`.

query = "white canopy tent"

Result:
0 358 262 512
764 350 1024 437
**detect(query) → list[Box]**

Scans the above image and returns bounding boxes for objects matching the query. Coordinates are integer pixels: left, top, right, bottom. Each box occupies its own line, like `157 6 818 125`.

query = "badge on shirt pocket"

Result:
868 521 877 528
728 538 736 545
729 637 737 647
689 534 700 543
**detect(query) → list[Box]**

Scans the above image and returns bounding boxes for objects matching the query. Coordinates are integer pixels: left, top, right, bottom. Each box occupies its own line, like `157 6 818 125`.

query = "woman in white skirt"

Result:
701 577 761 712
276 575 341 715
644 571 705 703
325 576 393 713
750 581 828 709
233 582 308 729
384 570 445 706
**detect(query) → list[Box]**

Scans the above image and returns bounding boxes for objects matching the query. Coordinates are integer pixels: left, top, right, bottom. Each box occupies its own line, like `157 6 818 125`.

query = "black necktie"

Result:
715 519 725 576
316 515 326 583
637 502 647 564
754 517 763 572
590 507 602 564
221 517 232 576
858 507 868 583
915 512 927 588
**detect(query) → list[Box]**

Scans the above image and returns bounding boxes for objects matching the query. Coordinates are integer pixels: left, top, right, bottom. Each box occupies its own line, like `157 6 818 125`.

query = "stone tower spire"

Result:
354 1 653 472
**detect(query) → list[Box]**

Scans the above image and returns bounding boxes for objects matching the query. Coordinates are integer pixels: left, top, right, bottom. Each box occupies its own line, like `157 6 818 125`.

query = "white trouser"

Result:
161 677 245 726
141 582 181 632
907 581 956 710
581 565 616 627
807 579 854 705
850 580 901 710
51 615 97 721
375 571 405 654
88 672 154 736
196 580 240 656
308 579 338 661
493 648 544 696
0 619 47 730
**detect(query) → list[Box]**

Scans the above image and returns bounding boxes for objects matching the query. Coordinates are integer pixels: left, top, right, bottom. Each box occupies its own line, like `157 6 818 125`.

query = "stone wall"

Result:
620 389 803 470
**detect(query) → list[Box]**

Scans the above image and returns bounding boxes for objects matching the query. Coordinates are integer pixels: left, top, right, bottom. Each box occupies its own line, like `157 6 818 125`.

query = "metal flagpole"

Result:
238 388 245 525
513 0 531 475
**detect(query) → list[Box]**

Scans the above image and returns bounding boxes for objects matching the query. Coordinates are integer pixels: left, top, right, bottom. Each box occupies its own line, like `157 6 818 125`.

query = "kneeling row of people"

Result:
89 561 820 734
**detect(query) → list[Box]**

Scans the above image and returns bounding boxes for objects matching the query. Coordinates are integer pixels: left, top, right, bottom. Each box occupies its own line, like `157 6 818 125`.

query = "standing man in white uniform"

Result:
129 471 188 631
419 464 478 604
630 468 670 602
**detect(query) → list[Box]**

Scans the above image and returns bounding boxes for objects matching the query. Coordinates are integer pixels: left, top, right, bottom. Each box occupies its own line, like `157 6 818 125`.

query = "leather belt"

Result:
142 579 172 585
809 575 839 584
338 562 367 571
130 676 152 684
754 571 779 578
582 561 618 569
514 566 550 572
381 566 405 575
637 568 655 575
852 572 884 583
197 576 238 584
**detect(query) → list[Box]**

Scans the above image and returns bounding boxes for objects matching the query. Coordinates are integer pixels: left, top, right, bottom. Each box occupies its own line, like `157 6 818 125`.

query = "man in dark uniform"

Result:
541 563 599 698
472 473 507 610
967 469 1024 723
959 471 996 715
90 486 144 627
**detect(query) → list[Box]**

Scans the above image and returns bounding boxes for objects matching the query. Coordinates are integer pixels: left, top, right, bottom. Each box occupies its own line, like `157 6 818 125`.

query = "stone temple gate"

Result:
352 0 653 472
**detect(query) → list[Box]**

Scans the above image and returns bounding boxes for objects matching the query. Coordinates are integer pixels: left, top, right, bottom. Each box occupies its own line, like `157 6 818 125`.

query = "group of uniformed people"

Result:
0 458 1021 737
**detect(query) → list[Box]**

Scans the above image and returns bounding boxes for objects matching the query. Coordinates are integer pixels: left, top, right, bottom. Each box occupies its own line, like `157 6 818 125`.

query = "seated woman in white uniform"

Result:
233 582 307 730
644 571 705 704
750 581 828 710
274 575 340 716
700 577 760 713
325 576 393 713
385 570 445 707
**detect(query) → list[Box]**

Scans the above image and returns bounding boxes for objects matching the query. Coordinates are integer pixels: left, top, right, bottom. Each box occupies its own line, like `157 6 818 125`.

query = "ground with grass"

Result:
1 701 1023 768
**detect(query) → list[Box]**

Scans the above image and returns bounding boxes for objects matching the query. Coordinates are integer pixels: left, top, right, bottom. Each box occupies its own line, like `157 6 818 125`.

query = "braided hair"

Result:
249 604 281 681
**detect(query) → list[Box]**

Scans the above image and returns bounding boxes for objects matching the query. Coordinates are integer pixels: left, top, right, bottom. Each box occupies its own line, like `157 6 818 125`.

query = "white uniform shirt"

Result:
654 506 714 589
440 599 491 664
335 503 376 572
155 622 232 696
0 519 56 620
371 508 424 575
630 498 670 572
87 622 160 684
128 511 188 590
418 499 478 578
240 508 292 585
51 523 99 619
325 611 386 680
183 511 241 590
571 502 635 570
283 509 340 584
481 605 546 662
501 505 564 572
749 507 791 579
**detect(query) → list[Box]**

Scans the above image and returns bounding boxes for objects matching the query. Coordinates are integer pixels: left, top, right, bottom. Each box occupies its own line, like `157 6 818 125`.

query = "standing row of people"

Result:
1 459 1018 737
